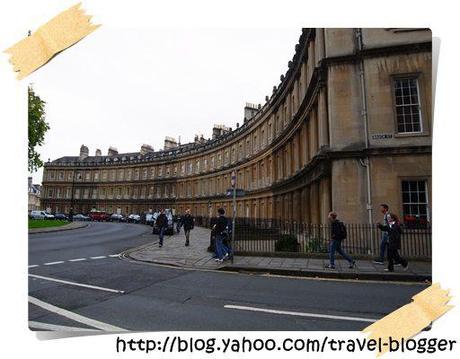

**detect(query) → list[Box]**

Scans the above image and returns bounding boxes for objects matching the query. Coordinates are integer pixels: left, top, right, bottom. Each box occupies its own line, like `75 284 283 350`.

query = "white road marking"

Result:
28 274 125 294
30 253 120 268
68 258 87 262
28 321 99 332
44 261 65 266
224 304 377 323
29 296 127 332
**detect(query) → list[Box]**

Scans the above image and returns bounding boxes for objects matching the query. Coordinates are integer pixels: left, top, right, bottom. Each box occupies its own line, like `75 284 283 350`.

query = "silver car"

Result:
30 210 55 220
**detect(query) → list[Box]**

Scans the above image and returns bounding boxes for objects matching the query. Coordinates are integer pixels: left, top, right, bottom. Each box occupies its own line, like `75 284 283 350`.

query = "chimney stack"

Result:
79 144 89 160
194 134 206 144
164 136 178 150
244 103 259 122
212 124 231 140
108 146 118 156
28 176 32 189
140 144 154 155
95 149 102 156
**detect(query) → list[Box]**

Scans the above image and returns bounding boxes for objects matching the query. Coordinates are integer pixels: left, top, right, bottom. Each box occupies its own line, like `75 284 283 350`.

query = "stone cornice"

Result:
44 35 431 176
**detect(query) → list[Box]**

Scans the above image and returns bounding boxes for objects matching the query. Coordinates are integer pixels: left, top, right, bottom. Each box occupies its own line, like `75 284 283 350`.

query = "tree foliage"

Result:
28 86 50 172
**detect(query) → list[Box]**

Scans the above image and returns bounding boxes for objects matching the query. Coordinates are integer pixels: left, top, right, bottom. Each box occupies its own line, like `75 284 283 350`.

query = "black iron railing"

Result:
195 216 431 260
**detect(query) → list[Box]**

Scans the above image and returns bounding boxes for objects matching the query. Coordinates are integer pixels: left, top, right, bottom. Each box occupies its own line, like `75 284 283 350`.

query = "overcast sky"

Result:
29 27 301 183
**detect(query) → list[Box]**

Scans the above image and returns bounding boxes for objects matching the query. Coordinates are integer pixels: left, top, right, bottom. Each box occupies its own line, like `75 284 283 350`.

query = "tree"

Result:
28 85 50 172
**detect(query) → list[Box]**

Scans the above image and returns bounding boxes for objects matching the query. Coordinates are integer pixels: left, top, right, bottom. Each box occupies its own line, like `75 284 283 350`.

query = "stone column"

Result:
310 182 320 224
297 131 302 171
317 86 329 149
315 28 325 65
319 177 332 223
293 190 301 222
268 198 273 219
306 186 311 223
309 108 318 159
303 121 309 164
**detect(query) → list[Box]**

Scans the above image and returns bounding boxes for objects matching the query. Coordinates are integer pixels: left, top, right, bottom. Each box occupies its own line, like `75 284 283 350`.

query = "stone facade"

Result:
28 177 41 212
41 28 432 225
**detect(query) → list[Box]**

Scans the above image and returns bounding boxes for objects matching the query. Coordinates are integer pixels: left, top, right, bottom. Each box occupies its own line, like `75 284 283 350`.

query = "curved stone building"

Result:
41 28 432 224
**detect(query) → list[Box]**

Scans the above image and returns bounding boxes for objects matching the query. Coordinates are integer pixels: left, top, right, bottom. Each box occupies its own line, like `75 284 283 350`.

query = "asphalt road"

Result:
28 222 428 332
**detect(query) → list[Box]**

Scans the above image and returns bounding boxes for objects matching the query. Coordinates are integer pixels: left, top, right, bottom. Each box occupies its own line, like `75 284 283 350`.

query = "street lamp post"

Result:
231 170 236 264
69 166 77 221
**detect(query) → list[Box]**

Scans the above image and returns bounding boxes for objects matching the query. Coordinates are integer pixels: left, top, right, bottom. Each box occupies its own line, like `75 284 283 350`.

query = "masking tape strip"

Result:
4 2 100 80
362 283 453 356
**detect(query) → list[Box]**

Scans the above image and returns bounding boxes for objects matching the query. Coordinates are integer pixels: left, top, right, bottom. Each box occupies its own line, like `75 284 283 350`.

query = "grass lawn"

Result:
28 219 69 229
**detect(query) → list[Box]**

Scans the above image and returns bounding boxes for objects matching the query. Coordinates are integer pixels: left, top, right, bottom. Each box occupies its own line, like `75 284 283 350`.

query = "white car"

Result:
73 214 90 221
128 214 141 223
145 213 155 224
30 210 55 220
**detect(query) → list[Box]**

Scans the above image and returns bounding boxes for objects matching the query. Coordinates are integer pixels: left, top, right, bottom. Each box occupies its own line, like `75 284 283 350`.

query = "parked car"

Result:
73 214 90 221
29 210 54 220
89 211 110 222
152 209 174 235
127 214 141 223
54 213 69 221
144 213 155 225
110 213 126 222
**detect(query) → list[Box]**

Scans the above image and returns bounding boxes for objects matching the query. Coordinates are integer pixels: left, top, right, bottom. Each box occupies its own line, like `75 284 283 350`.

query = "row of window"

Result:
44 168 275 201
44 179 429 224
44 73 426 187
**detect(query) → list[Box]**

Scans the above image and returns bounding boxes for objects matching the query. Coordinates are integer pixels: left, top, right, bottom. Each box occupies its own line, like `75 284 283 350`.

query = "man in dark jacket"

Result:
182 208 194 246
213 208 230 263
377 213 409 272
325 212 356 269
373 203 391 264
155 209 167 248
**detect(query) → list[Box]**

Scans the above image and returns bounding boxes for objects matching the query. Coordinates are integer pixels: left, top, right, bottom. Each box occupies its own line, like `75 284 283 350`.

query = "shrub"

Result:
275 234 298 252
305 237 329 253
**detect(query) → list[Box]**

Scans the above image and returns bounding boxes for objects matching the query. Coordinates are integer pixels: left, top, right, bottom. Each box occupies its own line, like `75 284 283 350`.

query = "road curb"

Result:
218 265 432 283
121 240 159 259
28 222 89 234
124 248 188 268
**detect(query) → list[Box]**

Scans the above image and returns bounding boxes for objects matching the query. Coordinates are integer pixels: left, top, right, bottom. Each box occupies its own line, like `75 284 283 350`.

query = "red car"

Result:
89 211 110 222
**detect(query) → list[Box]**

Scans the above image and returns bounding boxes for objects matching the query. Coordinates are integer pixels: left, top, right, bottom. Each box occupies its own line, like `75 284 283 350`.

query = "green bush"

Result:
305 237 329 253
275 234 298 252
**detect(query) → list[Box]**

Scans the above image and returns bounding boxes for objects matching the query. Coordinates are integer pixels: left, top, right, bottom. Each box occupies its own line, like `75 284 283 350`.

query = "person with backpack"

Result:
373 204 391 264
182 208 194 247
325 211 356 269
155 209 167 248
212 208 230 263
377 213 409 272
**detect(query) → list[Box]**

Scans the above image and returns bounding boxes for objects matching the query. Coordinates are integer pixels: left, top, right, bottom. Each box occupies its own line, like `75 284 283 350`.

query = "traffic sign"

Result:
231 170 236 188
226 188 245 197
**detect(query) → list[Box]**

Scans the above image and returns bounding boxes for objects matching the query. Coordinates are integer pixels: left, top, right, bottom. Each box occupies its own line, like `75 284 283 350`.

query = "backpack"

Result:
337 221 347 240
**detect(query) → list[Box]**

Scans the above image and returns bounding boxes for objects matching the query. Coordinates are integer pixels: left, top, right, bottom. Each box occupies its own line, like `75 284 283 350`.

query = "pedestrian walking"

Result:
213 208 230 263
182 208 194 246
377 214 409 272
325 212 356 269
373 204 391 264
176 214 182 233
155 209 167 248
208 216 218 255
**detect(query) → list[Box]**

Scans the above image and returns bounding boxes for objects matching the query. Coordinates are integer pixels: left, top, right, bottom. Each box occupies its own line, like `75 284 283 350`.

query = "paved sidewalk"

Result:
126 226 432 282
28 221 89 234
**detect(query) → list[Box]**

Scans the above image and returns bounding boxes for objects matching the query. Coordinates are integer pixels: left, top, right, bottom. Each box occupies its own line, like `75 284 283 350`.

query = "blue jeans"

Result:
329 240 353 266
378 232 389 261
216 234 229 260
159 227 165 245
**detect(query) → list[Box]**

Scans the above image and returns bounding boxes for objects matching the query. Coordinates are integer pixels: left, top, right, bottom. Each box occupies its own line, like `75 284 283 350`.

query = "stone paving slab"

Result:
126 226 432 282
